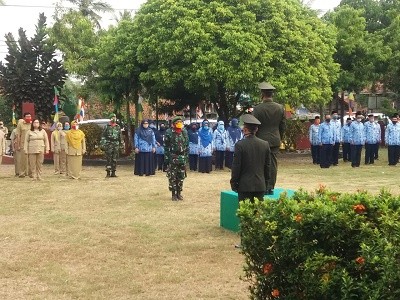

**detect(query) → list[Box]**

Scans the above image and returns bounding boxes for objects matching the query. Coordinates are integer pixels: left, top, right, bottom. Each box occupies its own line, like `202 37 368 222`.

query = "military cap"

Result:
242 114 261 125
109 113 116 118
258 82 276 90
172 115 183 123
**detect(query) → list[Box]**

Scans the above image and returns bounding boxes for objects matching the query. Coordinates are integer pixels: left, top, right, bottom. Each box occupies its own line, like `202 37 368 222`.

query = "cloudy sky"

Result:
0 0 342 62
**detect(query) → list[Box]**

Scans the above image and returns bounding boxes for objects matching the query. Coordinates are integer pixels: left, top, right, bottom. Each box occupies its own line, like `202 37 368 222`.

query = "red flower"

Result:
353 204 366 214
330 195 337 202
271 289 280 298
295 214 303 222
263 263 273 275
355 256 365 264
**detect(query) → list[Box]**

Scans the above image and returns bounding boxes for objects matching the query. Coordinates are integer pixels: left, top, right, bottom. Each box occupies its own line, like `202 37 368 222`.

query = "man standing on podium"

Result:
230 114 271 202
252 82 285 195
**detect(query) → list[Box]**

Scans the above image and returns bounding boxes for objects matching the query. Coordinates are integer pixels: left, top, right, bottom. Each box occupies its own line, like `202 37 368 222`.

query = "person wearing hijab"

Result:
51 122 67 175
23 119 50 180
225 118 243 169
198 119 214 173
65 121 86 179
134 119 156 176
155 123 167 171
213 120 227 170
164 116 189 200
188 122 199 171
149 120 158 173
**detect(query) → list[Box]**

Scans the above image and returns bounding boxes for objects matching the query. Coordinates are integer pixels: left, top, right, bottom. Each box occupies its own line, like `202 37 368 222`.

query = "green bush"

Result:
237 188 400 300
282 118 307 151
79 123 103 157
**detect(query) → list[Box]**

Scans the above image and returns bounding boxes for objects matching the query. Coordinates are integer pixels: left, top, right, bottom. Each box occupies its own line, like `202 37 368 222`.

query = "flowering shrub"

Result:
237 189 400 300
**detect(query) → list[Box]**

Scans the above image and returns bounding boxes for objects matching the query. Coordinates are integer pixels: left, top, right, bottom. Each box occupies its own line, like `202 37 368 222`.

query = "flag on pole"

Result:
12 105 17 125
75 98 85 121
53 86 60 124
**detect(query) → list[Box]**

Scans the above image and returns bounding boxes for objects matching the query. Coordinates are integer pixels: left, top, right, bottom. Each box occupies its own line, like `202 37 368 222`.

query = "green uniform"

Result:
230 135 271 202
253 100 285 190
101 123 121 173
164 128 189 193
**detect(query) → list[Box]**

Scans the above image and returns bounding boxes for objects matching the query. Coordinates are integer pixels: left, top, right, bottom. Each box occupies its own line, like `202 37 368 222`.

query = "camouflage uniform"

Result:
164 127 189 199
101 122 121 177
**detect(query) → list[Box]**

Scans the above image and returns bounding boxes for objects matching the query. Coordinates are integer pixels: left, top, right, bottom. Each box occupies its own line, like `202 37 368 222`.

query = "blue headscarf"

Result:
199 120 212 148
227 118 241 143
188 123 198 144
217 120 225 132
136 119 153 145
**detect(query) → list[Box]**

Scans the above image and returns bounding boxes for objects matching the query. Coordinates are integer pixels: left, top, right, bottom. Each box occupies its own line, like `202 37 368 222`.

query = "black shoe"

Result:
111 171 117 177
172 191 178 201
177 191 183 201
266 189 274 195
106 171 111 178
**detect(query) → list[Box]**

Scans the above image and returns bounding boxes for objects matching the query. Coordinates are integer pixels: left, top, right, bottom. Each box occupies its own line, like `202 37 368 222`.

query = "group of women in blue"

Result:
187 118 243 173
134 118 244 176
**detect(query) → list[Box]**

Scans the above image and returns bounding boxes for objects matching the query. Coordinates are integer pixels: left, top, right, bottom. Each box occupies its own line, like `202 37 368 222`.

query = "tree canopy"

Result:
0 13 67 121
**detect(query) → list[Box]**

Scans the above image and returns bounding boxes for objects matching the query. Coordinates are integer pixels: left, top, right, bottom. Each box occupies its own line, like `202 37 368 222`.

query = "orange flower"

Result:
263 263 273 275
330 195 337 202
271 289 280 298
317 184 326 193
355 256 365 264
295 214 303 222
353 204 366 214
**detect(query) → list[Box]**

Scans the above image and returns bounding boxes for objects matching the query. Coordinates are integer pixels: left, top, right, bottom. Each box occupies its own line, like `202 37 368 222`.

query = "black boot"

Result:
111 171 117 177
171 191 178 201
176 190 183 201
106 170 111 178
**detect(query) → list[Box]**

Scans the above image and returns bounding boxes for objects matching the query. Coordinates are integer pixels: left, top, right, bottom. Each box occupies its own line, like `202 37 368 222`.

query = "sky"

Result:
0 0 342 62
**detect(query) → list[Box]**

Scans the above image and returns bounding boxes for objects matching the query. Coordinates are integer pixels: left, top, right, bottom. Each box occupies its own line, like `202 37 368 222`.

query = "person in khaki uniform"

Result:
10 121 22 176
63 122 70 176
65 121 86 179
51 122 67 175
23 119 50 180
16 113 33 178
0 121 8 138
252 82 285 195
0 130 6 165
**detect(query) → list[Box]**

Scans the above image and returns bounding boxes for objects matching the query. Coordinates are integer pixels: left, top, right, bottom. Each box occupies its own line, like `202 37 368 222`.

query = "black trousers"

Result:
374 143 379 159
311 145 320 164
365 143 375 164
342 142 351 162
189 154 198 171
238 191 265 203
156 154 166 171
331 142 340 165
215 150 225 169
351 145 363 167
225 151 234 169
388 145 400 165
320 144 333 168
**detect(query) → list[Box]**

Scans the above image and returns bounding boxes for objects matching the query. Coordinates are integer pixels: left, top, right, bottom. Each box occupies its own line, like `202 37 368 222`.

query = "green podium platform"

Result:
220 188 296 233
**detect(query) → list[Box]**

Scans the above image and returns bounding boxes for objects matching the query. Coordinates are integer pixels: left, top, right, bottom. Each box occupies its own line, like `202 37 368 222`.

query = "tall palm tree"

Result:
66 0 113 28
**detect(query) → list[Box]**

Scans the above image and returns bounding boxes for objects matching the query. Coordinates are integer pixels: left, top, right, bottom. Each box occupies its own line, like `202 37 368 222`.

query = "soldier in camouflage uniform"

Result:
101 113 121 177
164 116 189 201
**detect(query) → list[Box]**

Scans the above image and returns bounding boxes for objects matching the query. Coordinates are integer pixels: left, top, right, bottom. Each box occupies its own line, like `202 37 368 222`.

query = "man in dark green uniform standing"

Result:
164 116 189 201
230 114 271 202
253 82 285 195
101 113 121 178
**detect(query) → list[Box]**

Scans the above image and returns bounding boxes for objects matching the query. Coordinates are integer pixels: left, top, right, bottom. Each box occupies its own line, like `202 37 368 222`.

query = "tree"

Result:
0 13 67 121
61 0 113 28
132 0 338 122
50 11 99 76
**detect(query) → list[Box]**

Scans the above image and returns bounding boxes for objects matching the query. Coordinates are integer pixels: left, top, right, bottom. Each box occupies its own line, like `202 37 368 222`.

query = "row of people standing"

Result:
133 118 244 176
310 111 399 168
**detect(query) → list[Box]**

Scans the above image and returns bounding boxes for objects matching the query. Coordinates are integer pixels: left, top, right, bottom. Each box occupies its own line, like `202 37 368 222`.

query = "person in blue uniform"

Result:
309 116 320 164
134 119 156 176
198 120 214 173
225 118 243 169
155 123 167 171
213 120 227 170
187 123 199 171
364 114 380 165
385 114 400 166
330 111 341 166
350 114 365 167
318 114 335 168
341 118 352 162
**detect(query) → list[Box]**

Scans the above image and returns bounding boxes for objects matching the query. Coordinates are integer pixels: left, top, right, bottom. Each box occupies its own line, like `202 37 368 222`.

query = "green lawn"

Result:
0 150 399 299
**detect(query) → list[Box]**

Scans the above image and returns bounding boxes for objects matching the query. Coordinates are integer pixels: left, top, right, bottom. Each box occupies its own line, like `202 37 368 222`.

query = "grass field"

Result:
1 150 400 299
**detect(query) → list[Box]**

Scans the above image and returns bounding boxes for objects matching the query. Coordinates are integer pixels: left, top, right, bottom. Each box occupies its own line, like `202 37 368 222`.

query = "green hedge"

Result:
237 187 400 300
